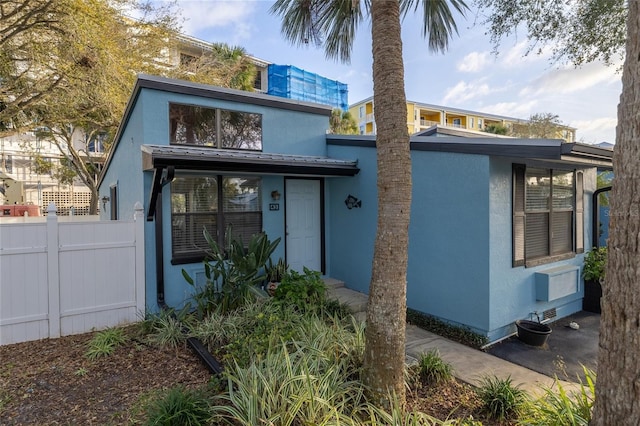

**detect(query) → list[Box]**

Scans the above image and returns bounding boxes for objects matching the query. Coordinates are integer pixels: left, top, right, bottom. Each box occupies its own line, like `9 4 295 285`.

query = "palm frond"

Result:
401 0 469 53
271 0 364 63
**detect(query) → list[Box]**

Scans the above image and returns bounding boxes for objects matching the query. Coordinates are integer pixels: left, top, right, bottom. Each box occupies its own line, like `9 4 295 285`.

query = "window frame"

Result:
170 174 263 265
512 164 584 267
169 102 263 151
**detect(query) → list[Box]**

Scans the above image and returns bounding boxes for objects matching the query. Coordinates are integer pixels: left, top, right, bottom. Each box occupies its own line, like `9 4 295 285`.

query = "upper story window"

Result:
169 103 262 150
513 165 584 267
253 70 262 91
180 53 197 67
2 154 12 173
359 106 364 118
88 132 107 153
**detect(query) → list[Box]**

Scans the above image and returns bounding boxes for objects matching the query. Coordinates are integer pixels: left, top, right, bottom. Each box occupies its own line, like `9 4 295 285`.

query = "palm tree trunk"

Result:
592 2 640 424
363 0 411 408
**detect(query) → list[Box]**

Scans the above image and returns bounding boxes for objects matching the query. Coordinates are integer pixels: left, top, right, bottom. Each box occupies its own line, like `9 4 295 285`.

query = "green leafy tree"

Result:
1 0 258 214
270 0 468 407
510 112 569 140
476 0 627 66
484 123 508 135
329 109 358 135
0 0 70 130
169 42 257 91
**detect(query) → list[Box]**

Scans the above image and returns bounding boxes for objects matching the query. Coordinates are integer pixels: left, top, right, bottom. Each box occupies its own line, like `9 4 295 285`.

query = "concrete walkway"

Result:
325 279 581 396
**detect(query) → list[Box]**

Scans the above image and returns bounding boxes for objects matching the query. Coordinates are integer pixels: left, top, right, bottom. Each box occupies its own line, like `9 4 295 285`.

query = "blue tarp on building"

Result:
267 64 349 111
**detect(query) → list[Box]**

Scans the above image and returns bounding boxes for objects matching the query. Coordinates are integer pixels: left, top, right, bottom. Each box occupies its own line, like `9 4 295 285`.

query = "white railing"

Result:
0 202 145 345
420 119 440 127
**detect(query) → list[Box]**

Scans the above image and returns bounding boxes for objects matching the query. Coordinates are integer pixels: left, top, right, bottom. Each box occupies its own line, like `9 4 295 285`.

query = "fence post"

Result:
46 202 61 338
134 202 146 317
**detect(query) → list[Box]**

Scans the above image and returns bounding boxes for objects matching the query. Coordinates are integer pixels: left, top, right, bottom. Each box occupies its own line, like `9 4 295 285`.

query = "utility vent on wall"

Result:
543 308 557 321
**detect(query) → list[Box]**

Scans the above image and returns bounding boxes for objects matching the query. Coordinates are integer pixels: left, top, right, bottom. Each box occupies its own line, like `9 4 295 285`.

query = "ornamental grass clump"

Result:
520 367 596 426
417 349 453 385
85 327 127 360
144 386 210 426
476 375 526 421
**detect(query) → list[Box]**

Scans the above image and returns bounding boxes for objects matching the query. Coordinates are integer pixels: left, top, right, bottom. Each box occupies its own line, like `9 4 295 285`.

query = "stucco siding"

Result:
487 158 597 341
113 87 332 311
138 88 330 156
327 144 492 334
408 150 491 332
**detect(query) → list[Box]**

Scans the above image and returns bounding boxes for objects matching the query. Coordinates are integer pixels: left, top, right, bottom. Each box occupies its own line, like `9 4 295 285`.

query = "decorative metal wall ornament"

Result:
344 194 362 209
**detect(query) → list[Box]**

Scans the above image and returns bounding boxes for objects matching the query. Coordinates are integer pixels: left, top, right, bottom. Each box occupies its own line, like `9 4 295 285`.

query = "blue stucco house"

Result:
99 75 613 342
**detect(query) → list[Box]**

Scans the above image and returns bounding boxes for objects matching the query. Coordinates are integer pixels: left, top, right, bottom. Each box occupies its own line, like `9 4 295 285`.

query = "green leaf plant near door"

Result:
583 246 607 313
182 226 280 316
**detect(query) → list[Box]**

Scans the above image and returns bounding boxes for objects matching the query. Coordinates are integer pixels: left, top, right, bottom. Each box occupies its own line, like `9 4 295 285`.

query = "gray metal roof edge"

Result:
142 144 358 166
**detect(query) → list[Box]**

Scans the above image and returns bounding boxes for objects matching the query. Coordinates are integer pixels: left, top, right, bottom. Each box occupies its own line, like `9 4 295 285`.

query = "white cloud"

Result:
571 117 618 144
498 40 551 69
480 100 539 119
441 80 491 104
457 51 490 73
519 62 620 97
174 1 257 40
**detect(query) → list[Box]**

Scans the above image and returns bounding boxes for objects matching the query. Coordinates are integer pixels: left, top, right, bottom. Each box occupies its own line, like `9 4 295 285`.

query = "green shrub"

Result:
183 227 279 316
145 386 210 426
520 367 595 426
273 267 326 312
85 327 128 360
583 247 607 282
142 309 189 349
406 308 488 349
477 375 526 421
417 349 453 385
320 298 353 320
211 343 365 426
220 301 302 366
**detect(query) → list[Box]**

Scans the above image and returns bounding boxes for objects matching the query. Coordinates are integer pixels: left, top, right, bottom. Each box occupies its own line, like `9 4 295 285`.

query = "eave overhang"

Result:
327 135 614 169
141 144 360 177
143 144 359 221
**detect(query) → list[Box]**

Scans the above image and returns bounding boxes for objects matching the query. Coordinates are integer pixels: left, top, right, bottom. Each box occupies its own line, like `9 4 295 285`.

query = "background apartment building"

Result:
349 97 577 142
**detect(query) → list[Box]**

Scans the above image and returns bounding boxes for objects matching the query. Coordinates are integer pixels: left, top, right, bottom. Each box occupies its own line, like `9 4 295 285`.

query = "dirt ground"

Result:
0 328 211 425
0 327 504 425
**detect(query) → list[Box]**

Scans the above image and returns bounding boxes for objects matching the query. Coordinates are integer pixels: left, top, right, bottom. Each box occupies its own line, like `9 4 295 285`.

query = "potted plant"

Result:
582 246 607 313
266 257 288 296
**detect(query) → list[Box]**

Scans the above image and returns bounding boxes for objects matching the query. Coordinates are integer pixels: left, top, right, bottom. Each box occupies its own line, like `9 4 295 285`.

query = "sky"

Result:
161 0 622 144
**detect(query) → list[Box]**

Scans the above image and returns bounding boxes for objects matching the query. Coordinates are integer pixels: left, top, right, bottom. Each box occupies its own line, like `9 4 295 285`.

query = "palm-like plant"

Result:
270 0 468 407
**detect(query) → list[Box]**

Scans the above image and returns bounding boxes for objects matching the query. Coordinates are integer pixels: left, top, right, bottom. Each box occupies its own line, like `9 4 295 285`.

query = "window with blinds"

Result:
513 165 583 267
171 175 262 263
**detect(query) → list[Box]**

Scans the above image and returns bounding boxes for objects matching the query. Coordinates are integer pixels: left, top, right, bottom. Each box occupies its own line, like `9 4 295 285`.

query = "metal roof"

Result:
326 135 613 169
141 144 360 177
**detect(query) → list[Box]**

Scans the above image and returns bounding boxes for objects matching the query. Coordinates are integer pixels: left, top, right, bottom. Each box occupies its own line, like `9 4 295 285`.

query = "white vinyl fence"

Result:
0 203 145 345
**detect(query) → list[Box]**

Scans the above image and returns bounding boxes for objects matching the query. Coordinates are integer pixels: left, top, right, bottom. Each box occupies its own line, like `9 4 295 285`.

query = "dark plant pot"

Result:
516 320 552 347
583 279 602 313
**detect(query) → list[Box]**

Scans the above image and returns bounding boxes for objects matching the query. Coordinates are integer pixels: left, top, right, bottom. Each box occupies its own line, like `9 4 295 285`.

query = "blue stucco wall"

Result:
487 159 596 341
99 97 146 221
100 85 331 312
327 144 492 334
327 144 598 341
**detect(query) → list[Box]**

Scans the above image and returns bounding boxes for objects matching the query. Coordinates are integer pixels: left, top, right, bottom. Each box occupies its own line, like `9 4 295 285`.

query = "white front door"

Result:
285 179 321 273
